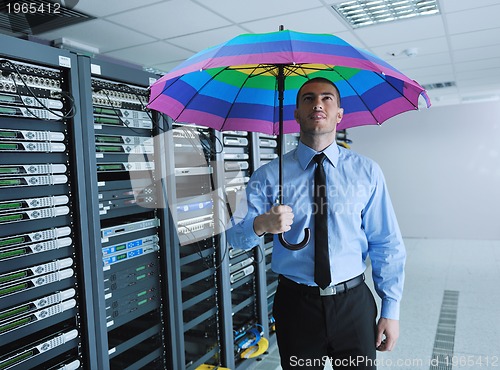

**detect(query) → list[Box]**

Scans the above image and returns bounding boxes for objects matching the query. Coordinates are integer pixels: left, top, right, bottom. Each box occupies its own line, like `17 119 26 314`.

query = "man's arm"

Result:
362 162 406 351
226 166 293 249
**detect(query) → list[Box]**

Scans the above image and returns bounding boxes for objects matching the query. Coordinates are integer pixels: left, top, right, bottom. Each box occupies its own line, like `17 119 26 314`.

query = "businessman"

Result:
226 77 406 369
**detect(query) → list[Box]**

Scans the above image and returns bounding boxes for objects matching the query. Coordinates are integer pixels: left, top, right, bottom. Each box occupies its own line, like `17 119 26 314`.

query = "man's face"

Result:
294 81 343 136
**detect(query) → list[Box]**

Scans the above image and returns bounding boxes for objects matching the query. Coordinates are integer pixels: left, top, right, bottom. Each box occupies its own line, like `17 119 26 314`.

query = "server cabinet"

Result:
0 35 95 370
76 56 174 370
255 133 280 343
166 123 223 370
214 131 266 370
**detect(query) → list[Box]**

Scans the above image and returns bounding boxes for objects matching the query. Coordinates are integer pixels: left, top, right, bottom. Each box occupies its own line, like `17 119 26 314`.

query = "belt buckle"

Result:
319 285 336 296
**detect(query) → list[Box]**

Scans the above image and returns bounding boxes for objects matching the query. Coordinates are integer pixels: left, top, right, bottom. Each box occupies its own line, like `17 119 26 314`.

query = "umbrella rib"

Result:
289 65 311 79
299 65 420 113
329 66 380 124
172 67 230 122
148 75 182 108
236 64 278 78
374 72 419 110
220 64 262 130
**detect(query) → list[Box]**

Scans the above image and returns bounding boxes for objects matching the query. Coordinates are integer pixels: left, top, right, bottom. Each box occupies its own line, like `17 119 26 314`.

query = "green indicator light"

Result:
96 145 122 152
0 202 23 211
137 291 147 297
96 135 122 143
0 271 28 285
0 143 18 150
0 248 25 260
0 349 34 369
115 244 126 251
0 236 25 247
136 274 146 280
0 179 21 186
0 317 31 334
136 265 146 272
0 167 19 174
97 164 122 171
0 214 24 223
94 107 117 115
0 107 17 115
95 117 120 124
116 253 127 261
0 283 28 297
0 131 17 138
0 95 16 104
0 304 30 321
137 299 148 306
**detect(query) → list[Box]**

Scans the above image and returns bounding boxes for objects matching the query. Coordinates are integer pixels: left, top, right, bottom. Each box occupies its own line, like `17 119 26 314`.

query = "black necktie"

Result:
313 153 331 289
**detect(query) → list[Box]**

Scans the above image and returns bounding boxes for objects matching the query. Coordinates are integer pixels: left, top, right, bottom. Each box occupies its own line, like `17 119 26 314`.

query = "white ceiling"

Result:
36 0 500 107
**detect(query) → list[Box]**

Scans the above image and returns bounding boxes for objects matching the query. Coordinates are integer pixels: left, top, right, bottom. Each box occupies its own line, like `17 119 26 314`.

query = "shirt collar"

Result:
297 140 339 170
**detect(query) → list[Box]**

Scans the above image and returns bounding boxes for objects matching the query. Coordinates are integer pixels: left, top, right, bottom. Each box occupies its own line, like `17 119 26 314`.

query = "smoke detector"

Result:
403 47 418 57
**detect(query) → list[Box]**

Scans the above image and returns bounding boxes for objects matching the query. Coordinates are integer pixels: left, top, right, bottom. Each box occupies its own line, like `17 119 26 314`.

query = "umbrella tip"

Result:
279 25 284 31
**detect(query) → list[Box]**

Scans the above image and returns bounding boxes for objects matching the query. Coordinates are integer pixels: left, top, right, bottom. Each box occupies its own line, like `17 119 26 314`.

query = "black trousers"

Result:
273 278 378 370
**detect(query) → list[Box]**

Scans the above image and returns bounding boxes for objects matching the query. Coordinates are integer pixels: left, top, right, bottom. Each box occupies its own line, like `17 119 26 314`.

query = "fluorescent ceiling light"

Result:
332 0 440 28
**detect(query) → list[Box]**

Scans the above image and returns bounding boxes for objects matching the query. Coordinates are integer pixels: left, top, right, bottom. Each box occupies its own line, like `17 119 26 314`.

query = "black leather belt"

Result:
278 274 365 296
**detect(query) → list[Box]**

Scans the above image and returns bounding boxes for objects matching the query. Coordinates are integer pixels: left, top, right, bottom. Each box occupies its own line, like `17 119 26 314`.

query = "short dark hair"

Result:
296 77 341 107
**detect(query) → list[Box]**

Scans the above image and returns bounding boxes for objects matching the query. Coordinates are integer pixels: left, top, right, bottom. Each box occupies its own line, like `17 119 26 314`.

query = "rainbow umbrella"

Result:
147 28 430 249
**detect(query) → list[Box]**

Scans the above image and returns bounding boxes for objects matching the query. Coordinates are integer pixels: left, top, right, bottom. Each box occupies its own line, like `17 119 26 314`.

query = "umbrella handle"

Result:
278 228 311 251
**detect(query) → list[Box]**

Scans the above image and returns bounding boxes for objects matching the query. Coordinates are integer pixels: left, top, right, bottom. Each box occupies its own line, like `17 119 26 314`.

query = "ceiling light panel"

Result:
332 0 440 28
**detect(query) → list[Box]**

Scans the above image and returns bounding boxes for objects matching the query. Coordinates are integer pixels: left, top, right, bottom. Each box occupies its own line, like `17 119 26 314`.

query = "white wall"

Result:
347 101 500 240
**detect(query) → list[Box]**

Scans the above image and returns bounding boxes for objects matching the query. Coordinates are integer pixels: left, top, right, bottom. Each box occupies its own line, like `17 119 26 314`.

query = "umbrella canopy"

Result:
147 28 430 250
147 29 430 135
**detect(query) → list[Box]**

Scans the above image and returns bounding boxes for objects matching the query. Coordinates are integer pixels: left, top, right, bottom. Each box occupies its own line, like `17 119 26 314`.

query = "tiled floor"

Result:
247 238 500 370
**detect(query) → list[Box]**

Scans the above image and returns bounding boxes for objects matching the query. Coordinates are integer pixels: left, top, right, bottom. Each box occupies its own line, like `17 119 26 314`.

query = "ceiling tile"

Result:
453 45 500 63
103 41 193 67
106 0 231 39
167 25 247 52
332 32 367 49
403 65 455 84
74 0 164 17
197 0 324 23
371 37 449 60
456 68 500 82
439 0 500 13
241 8 348 34
353 15 446 47
445 4 500 34
458 79 500 93
449 29 500 50
21 0 500 107
36 19 156 53
389 53 452 73
425 86 460 99
427 91 461 107
455 58 500 73
150 61 185 73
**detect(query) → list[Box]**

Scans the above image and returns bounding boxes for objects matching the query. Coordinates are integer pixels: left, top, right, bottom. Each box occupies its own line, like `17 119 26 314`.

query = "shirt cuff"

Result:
237 217 261 249
380 298 400 320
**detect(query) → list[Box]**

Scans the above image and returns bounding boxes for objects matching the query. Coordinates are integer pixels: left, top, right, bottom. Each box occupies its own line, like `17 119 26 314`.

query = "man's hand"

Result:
376 318 399 351
253 205 294 236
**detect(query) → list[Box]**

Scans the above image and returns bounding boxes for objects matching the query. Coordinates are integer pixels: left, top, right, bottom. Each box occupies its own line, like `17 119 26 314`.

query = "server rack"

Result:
254 133 281 345
218 131 266 370
76 56 173 370
0 33 353 370
168 123 222 370
0 35 95 370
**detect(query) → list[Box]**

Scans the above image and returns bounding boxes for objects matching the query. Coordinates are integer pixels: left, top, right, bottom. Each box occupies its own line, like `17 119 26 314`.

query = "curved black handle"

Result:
278 228 311 251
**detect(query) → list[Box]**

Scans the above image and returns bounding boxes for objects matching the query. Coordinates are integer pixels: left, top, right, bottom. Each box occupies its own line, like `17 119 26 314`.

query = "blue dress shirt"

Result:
226 140 406 320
